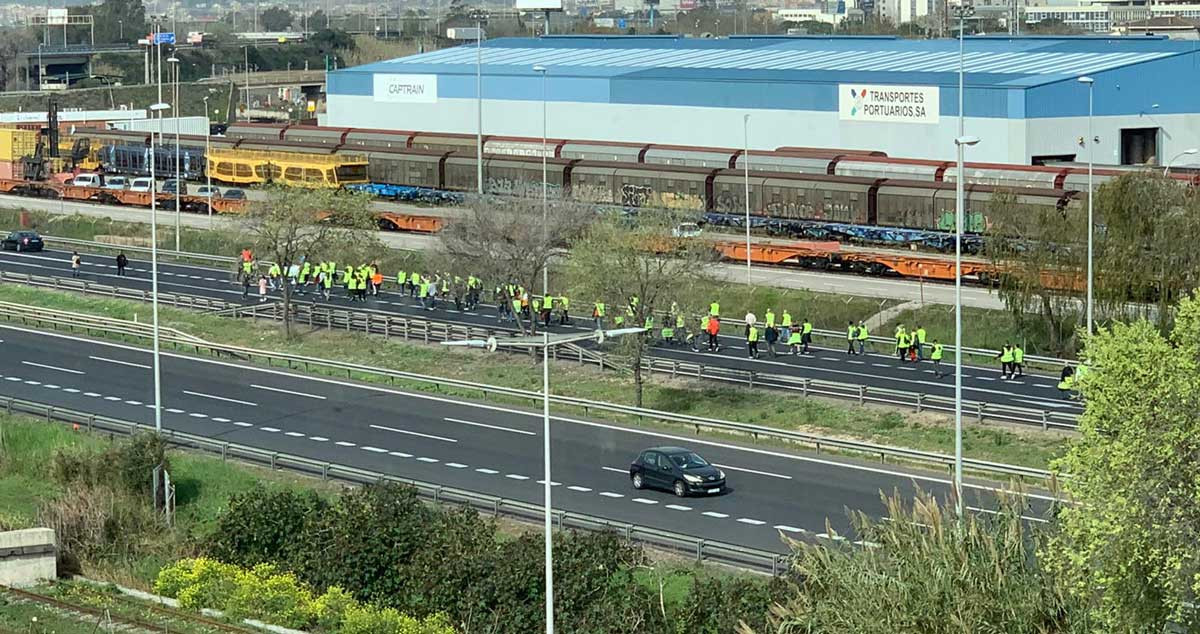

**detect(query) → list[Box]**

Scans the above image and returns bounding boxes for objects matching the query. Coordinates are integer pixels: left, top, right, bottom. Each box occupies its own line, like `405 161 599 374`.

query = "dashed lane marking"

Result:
88 355 150 369
632 498 658 505
370 423 457 443
567 486 592 492
284 431 305 437
189 413 208 419
309 436 329 442
736 518 766 526
165 407 184 413
361 446 388 453
445 462 469 469
601 466 627 474
505 473 529 480
702 511 729 518
475 468 499 474
389 451 413 458
713 463 791 480
212 417 230 423
774 525 805 534
124 400 142 405
334 441 356 447
22 361 84 375
233 421 254 427
183 390 258 407
598 492 624 498
665 504 692 511
417 457 440 463
250 383 326 399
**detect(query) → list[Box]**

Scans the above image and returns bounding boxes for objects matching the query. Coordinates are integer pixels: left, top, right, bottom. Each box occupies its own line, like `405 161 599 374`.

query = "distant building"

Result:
1119 15 1200 38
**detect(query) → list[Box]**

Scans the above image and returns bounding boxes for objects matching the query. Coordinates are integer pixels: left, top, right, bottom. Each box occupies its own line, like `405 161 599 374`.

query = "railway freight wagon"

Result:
100 143 207 181
710 171 875 225
570 162 711 211
873 180 1082 233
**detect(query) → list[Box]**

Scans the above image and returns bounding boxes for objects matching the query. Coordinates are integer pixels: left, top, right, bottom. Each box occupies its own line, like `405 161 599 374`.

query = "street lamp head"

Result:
532 65 546 73
1078 76 1094 85
167 56 180 64
955 135 980 147
1185 148 1199 155
149 102 171 112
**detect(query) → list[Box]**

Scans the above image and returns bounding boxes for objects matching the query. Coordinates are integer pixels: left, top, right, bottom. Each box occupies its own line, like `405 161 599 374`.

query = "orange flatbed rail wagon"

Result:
0 179 248 214
715 240 997 282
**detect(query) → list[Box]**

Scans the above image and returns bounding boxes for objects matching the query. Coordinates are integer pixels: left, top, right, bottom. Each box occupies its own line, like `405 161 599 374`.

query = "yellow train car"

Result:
206 149 369 188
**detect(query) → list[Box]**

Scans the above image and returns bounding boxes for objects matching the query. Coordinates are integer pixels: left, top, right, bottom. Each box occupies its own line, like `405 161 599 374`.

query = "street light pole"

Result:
1163 148 1198 176
534 64 548 296
473 12 487 196
202 95 213 226
1078 76 1094 336
148 102 171 433
169 56 181 251
742 113 751 284
951 2 975 522
244 45 251 122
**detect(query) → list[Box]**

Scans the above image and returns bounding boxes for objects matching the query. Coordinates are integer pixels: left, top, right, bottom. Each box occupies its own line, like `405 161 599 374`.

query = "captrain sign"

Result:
373 74 438 104
839 85 939 124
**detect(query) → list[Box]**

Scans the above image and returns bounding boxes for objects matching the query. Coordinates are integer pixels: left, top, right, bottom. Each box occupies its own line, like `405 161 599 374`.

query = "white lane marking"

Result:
417 457 439 463
124 399 142 405
713 463 792 480
284 431 305 437
335 441 356 447
89 355 150 369
737 518 766 525
42 384 60 389
847 360 865 364
871 363 892 368
62 388 80 393
536 480 563 486
774 525 805 533
189 413 209 418
182 390 258 407
104 395 122 401
212 417 230 423
977 377 995 382
505 473 529 480
259 426 281 432
389 451 413 458
5 324 1064 503
22 361 84 375
702 511 729 518
82 391 100 396
250 383 326 399
3 376 21 381
598 492 624 498
361 446 388 453
445 462 469 469
475 468 499 474
665 504 692 511
567 485 592 492
443 416 536 436
309 436 329 442
632 498 658 505
817 533 847 541
165 407 184 413
234 422 254 427
369 424 457 443
601 466 627 474
23 380 40 385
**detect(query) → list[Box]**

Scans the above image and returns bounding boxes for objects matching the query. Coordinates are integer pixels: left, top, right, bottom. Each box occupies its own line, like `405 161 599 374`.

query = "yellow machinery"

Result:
206 149 369 188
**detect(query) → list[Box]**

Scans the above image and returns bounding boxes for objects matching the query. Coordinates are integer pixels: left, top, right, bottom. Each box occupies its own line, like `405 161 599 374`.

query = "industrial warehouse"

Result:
324 34 1200 167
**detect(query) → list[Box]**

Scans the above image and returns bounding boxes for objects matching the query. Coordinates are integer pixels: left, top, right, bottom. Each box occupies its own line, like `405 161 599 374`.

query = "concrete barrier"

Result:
0 528 56 587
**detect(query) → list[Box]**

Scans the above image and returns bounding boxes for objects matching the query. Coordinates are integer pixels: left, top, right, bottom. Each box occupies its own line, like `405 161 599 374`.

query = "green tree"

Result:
261 7 295 31
205 486 328 567
89 0 145 44
0 28 35 91
567 212 717 407
239 186 380 337
750 491 1085 634
1043 300 1200 632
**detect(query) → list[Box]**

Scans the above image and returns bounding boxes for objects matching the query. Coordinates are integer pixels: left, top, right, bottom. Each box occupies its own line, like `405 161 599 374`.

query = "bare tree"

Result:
240 186 380 338
437 196 593 335
568 212 717 407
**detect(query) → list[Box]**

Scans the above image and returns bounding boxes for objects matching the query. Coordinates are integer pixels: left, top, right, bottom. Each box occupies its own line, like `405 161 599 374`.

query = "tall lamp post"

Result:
148 101 171 433
1164 148 1198 176
1077 76 1094 336
951 1 975 521
202 95 213 225
533 64 549 296
168 56 181 251
742 114 751 284
442 327 645 634
471 10 488 196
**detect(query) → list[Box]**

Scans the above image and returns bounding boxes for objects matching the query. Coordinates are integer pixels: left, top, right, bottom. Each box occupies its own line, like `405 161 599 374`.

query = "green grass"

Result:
880 305 1077 360
0 581 244 633
0 284 1071 472
0 82 235 119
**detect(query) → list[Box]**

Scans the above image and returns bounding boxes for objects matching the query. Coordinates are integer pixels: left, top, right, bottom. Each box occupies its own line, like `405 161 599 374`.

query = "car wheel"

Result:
631 473 644 490
673 480 687 498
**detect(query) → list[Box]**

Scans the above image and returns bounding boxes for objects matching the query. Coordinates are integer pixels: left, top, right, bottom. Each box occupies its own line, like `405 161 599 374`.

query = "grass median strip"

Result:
0 283 1070 471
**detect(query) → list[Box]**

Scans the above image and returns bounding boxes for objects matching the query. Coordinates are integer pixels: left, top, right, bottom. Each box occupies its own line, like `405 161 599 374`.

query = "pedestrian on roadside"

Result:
998 344 1014 379
115 252 128 276
931 339 944 377
746 325 760 359
743 311 757 338
857 320 869 355
258 275 268 303
801 318 813 354
846 320 858 355
242 272 252 298
1012 344 1025 378
706 315 721 352
914 324 927 361
788 328 803 355
780 309 792 344
764 321 778 357
896 327 910 363
70 251 81 277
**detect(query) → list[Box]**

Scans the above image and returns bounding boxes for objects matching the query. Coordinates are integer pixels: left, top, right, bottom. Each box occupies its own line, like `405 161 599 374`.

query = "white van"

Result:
103 176 128 190
129 178 154 193
72 173 103 188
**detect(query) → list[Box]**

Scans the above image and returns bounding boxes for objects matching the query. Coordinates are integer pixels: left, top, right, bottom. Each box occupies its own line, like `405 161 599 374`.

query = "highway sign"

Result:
154 32 175 45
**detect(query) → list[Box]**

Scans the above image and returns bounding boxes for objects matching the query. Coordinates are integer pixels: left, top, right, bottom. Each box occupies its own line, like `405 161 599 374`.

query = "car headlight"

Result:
718 470 726 480
683 474 702 484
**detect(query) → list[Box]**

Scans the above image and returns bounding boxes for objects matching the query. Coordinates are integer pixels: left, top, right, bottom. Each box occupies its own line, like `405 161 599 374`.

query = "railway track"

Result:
0 583 257 634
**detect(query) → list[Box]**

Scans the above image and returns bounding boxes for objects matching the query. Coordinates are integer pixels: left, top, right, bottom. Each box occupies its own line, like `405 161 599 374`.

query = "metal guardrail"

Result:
0 394 787 575
0 270 1078 432
41 236 1072 369
0 300 1060 484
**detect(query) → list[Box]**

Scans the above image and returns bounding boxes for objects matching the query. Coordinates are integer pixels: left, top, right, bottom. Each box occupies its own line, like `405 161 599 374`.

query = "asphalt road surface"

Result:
0 194 1006 308
0 246 1082 419
0 323 1056 553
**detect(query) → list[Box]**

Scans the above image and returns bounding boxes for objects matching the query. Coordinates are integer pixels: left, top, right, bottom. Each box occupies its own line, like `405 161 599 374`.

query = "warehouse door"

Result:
1120 128 1159 165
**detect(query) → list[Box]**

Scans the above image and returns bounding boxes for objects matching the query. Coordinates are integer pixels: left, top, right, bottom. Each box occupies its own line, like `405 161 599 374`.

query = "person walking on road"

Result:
787 327 803 355
746 325 760 359
1012 344 1025 378
801 318 813 354
764 321 778 357
242 272 252 298
258 275 268 303
115 252 128 276
896 327 910 363
856 320 869 355
743 311 757 338
998 344 1014 380
914 324 927 361
592 301 605 330
930 339 944 377
70 251 81 277
705 315 721 352
780 309 792 344
846 321 858 355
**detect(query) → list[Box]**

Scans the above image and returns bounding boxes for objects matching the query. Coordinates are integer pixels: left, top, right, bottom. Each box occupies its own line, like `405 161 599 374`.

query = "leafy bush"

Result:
339 605 455 634
37 482 158 574
51 431 169 496
227 564 313 628
311 586 357 630
671 575 790 634
206 485 328 567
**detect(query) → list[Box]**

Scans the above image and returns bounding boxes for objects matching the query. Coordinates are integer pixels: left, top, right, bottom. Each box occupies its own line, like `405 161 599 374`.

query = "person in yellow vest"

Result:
998 344 1015 380
661 322 675 345
896 328 910 363
709 301 719 317
856 320 869 355
914 324 927 361
593 301 606 330
801 318 814 355
787 327 803 355
558 296 570 325
267 262 282 291
780 309 793 344
764 308 776 329
1012 344 1025 378
846 320 858 355
746 324 760 359
321 268 333 300
674 313 687 346
930 339 944 377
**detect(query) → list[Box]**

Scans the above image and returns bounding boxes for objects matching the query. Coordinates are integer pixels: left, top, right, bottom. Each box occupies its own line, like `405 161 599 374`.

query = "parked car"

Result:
1 230 44 252
630 447 725 497
71 173 103 187
161 179 188 195
222 188 246 200
672 222 703 238
129 177 154 193
195 185 221 199
103 176 128 190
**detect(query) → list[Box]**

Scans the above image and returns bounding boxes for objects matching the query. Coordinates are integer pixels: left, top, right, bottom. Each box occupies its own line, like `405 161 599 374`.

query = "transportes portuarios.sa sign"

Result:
838 84 939 124
373 74 438 104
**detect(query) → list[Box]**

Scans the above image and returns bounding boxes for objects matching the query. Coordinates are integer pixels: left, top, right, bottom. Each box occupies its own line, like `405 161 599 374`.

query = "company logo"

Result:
849 87 867 117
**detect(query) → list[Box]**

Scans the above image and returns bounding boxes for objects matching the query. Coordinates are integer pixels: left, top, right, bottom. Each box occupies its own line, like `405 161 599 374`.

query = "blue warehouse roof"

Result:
345 35 1189 89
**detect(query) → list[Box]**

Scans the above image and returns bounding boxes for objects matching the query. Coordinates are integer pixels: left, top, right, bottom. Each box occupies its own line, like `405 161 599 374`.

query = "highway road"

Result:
0 194 1007 308
0 245 1082 420
0 323 1055 554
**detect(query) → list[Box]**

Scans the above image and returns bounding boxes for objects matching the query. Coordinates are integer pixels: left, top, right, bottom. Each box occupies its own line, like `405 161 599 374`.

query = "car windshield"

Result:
670 452 709 469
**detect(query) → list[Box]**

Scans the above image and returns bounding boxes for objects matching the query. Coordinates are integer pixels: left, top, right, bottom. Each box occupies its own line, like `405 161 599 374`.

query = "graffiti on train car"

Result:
486 176 562 198
658 191 705 211
713 191 741 213
573 182 614 204
621 184 654 207
617 184 704 210
937 211 985 233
